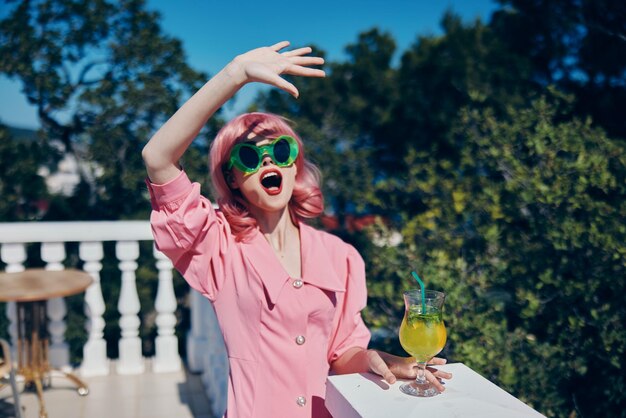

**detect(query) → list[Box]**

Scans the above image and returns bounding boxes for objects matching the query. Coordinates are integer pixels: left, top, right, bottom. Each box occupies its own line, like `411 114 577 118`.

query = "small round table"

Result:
0 269 93 418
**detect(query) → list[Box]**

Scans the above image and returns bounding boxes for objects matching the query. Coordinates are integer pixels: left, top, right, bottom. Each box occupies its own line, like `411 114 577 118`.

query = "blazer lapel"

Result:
242 223 346 307
299 223 346 294
242 231 290 306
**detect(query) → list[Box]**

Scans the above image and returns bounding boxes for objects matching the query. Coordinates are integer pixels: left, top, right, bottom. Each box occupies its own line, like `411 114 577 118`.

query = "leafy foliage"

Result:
355 94 626 417
0 0 220 219
491 0 626 139
0 124 49 221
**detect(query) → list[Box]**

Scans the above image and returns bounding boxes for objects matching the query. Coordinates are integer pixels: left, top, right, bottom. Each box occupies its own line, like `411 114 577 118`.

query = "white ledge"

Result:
325 363 546 418
0 221 153 243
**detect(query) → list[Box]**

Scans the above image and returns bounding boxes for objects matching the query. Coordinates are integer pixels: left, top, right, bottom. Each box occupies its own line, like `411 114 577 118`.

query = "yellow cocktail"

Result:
399 307 446 363
398 289 447 397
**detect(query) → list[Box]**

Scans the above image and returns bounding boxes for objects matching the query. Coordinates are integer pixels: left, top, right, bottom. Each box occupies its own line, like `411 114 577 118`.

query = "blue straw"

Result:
411 271 427 313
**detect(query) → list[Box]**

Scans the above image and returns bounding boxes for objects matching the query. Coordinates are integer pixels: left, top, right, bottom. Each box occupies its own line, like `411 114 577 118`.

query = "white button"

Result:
293 279 303 289
295 335 306 345
296 396 306 406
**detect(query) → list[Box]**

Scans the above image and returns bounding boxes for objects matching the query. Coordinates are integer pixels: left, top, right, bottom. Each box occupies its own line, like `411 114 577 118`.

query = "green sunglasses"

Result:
227 135 299 175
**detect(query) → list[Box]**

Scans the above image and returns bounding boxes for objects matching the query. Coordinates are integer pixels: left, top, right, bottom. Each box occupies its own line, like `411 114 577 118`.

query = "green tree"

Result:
491 0 626 139
364 93 626 417
0 125 49 221
391 12 535 165
451 96 626 418
0 0 219 220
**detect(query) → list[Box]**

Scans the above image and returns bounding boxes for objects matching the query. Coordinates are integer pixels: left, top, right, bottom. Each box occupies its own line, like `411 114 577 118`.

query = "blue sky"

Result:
0 0 497 129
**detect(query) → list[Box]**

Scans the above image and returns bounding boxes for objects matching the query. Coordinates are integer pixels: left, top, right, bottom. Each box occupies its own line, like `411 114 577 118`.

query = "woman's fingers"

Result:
426 358 452 380
426 366 453 380
282 46 312 57
276 44 325 70
386 356 418 379
283 55 325 77
285 65 326 78
425 369 446 392
254 70 298 97
367 350 397 384
274 78 299 98
425 357 452 381
429 357 448 366
270 41 290 51
289 56 325 67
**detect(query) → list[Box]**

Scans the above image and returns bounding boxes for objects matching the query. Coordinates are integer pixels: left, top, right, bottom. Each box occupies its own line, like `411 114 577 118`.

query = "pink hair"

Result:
209 112 324 241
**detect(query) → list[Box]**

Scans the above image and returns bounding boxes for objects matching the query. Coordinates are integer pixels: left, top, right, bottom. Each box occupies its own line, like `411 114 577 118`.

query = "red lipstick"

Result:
259 168 283 195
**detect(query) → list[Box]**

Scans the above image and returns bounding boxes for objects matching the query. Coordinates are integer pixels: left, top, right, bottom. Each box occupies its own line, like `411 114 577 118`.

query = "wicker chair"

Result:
0 338 22 418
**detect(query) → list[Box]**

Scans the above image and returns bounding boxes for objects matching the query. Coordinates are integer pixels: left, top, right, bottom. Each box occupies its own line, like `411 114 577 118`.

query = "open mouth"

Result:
260 169 283 195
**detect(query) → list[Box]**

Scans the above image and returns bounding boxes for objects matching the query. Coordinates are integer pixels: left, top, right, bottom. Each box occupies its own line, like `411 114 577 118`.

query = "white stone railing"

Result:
0 221 228 415
0 221 174 376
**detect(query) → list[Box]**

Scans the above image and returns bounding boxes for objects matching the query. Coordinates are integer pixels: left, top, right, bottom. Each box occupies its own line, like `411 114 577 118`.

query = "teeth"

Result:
263 172 278 180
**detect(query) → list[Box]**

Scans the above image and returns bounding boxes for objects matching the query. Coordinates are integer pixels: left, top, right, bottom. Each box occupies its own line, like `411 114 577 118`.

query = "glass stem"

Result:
416 362 427 384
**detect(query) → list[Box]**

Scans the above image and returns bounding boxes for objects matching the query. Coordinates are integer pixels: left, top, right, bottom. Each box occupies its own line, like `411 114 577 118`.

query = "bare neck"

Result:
251 206 299 254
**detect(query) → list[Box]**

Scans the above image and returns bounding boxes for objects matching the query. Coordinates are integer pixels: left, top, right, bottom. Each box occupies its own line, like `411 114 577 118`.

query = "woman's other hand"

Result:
367 351 453 392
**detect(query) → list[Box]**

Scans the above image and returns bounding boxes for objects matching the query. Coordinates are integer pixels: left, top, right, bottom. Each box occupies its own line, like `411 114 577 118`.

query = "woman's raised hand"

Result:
142 41 323 184
228 41 325 98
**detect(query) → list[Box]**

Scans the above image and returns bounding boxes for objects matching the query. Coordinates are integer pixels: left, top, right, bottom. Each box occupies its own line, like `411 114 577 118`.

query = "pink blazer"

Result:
148 171 371 418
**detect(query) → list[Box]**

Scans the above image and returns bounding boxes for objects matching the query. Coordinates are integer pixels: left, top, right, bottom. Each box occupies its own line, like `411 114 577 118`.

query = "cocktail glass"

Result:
398 289 446 397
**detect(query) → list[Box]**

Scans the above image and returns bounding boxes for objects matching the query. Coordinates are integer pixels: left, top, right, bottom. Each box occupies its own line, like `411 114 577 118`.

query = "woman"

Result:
142 41 451 418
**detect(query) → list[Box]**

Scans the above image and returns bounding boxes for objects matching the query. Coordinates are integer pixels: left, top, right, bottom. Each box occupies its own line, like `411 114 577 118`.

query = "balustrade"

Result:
0 220 228 417
79 241 108 376
0 222 185 376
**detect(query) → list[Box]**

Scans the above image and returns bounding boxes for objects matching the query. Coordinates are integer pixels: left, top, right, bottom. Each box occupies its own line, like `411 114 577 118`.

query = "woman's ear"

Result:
226 171 239 189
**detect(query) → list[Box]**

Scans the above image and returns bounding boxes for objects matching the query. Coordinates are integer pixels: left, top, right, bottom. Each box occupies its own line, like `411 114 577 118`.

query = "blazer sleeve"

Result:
328 245 372 363
147 170 233 301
